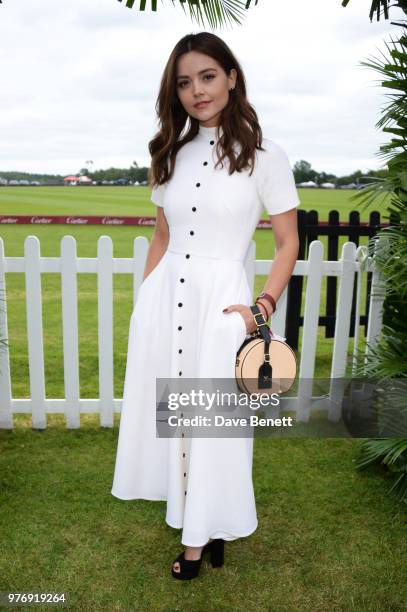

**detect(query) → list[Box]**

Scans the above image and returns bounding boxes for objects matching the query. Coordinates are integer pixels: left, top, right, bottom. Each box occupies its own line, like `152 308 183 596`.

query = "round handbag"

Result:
235 304 297 396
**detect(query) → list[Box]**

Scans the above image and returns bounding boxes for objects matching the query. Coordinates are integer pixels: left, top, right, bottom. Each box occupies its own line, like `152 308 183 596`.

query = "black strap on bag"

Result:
250 304 273 389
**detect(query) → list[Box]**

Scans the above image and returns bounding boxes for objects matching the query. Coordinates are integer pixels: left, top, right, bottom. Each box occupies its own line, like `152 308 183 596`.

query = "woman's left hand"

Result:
222 304 265 335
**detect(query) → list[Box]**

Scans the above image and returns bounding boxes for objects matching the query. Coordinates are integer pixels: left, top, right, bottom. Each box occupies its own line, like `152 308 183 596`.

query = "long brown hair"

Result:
148 31 265 188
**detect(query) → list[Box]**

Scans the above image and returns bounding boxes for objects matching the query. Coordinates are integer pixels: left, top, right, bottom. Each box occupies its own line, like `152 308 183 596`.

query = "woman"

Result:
111 31 300 580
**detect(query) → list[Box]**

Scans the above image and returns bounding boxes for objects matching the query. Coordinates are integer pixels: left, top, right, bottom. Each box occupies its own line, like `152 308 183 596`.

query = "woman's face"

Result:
175 51 236 127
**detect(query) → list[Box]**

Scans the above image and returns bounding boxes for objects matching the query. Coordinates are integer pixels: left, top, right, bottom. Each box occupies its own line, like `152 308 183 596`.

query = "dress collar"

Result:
197 123 224 143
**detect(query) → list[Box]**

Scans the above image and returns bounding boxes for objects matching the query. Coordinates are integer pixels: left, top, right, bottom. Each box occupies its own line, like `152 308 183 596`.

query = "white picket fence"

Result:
0 235 384 429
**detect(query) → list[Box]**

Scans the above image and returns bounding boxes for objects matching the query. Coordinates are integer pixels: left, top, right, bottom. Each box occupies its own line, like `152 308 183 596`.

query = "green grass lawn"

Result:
0 416 405 611
0 184 388 220
1 186 404 611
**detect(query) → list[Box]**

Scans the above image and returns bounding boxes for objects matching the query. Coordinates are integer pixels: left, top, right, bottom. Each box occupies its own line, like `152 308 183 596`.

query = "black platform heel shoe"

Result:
171 550 204 580
171 539 225 580
203 538 224 568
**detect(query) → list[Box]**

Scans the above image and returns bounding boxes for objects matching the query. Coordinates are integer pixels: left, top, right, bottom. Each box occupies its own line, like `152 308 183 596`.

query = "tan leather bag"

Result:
235 305 297 395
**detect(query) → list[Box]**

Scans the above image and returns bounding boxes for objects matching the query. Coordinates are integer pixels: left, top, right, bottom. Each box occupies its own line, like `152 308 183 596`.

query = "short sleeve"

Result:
150 182 166 208
257 139 301 215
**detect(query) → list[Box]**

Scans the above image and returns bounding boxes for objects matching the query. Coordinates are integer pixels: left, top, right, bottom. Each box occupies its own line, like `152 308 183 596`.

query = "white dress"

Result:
111 123 301 546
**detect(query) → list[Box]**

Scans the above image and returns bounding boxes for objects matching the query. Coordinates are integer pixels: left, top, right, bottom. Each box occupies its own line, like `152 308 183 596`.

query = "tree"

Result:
293 161 317 184
342 0 407 25
113 1 407 29
344 2 407 502
116 0 259 27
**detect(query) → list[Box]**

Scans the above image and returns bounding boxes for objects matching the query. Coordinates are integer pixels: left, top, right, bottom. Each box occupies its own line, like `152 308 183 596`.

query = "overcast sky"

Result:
0 0 404 176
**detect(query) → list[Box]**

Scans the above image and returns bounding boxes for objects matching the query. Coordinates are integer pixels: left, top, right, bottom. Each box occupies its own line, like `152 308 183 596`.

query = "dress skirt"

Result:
111 248 258 546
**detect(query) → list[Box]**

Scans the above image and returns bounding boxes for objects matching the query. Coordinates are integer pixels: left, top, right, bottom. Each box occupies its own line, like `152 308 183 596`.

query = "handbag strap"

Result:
250 304 272 342
250 304 273 389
